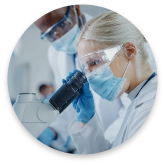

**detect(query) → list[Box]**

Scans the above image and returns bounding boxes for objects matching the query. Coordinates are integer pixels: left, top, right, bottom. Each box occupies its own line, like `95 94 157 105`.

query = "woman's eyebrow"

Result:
86 57 93 62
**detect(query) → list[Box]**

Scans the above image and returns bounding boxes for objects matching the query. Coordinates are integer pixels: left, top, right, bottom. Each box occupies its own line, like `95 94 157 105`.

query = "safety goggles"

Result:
40 6 72 42
78 44 124 76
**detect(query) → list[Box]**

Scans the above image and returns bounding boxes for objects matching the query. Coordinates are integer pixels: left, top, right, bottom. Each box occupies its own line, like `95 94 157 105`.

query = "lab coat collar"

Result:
127 74 157 102
128 80 147 101
135 75 157 104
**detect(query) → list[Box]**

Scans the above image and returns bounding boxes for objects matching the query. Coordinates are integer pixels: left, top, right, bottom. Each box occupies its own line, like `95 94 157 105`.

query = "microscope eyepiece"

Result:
49 71 87 113
67 71 86 91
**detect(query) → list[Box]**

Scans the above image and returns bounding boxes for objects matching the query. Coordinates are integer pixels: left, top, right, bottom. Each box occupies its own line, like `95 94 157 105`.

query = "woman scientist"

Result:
64 11 157 154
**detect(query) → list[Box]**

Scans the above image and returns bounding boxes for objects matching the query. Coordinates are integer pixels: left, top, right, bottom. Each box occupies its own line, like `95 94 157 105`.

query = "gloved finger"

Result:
37 128 55 146
83 81 93 98
66 72 73 81
66 69 79 81
72 69 79 74
72 96 79 110
68 69 80 79
81 71 85 75
62 79 67 84
78 87 83 94
83 81 90 92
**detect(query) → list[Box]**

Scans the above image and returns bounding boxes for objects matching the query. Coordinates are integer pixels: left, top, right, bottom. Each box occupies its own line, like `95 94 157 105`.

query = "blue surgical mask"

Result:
51 24 80 55
88 62 129 102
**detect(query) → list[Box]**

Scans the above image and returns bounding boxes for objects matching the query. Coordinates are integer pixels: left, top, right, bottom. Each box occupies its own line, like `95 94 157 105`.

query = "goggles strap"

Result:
73 6 79 25
79 16 83 28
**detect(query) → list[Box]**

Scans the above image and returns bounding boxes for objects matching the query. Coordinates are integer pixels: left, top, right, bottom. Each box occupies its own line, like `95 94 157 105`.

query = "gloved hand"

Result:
63 69 95 123
37 127 56 146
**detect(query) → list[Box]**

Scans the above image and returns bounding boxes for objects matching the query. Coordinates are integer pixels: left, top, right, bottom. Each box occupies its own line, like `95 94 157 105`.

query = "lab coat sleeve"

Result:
68 114 112 154
49 107 77 151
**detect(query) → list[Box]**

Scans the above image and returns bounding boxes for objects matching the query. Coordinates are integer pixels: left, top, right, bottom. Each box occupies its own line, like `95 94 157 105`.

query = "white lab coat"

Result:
104 42 157 143
47 13 131 151
68 75 157 154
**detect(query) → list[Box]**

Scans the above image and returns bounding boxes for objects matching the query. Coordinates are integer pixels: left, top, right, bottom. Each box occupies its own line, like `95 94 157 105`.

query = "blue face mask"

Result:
88 63 129 102
51 24 80 55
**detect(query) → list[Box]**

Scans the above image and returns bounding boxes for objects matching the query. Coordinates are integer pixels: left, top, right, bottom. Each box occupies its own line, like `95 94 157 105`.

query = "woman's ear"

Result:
123 43 137 61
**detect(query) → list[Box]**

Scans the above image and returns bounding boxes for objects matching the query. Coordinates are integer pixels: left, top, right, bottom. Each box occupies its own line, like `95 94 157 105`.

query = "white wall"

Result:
8 5 109 101
8 24 53 100
80 5 110 16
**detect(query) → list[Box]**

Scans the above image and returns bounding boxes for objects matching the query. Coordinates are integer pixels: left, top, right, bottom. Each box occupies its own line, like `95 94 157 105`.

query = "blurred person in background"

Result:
35 5 131 153
39 84 55 100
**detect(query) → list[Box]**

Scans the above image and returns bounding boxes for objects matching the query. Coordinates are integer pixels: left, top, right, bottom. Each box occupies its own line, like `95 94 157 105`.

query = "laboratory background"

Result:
7 4 158 155
8 5 110 104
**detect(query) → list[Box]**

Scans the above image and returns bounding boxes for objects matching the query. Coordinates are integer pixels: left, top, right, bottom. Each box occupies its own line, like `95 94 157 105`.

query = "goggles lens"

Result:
41 6 72 42
45 19 72 42
78 45 123 76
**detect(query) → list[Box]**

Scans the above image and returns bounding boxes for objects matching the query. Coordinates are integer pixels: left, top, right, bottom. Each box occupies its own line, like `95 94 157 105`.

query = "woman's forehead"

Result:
78 40 106 57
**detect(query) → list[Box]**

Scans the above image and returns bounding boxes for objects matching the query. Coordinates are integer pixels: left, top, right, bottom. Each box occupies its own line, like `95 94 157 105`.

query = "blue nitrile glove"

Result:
37 127 56 146
62 69 78 84
63 69 95 123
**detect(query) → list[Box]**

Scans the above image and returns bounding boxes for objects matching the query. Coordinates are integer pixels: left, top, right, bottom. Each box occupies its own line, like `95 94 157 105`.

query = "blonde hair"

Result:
77 11 149 62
